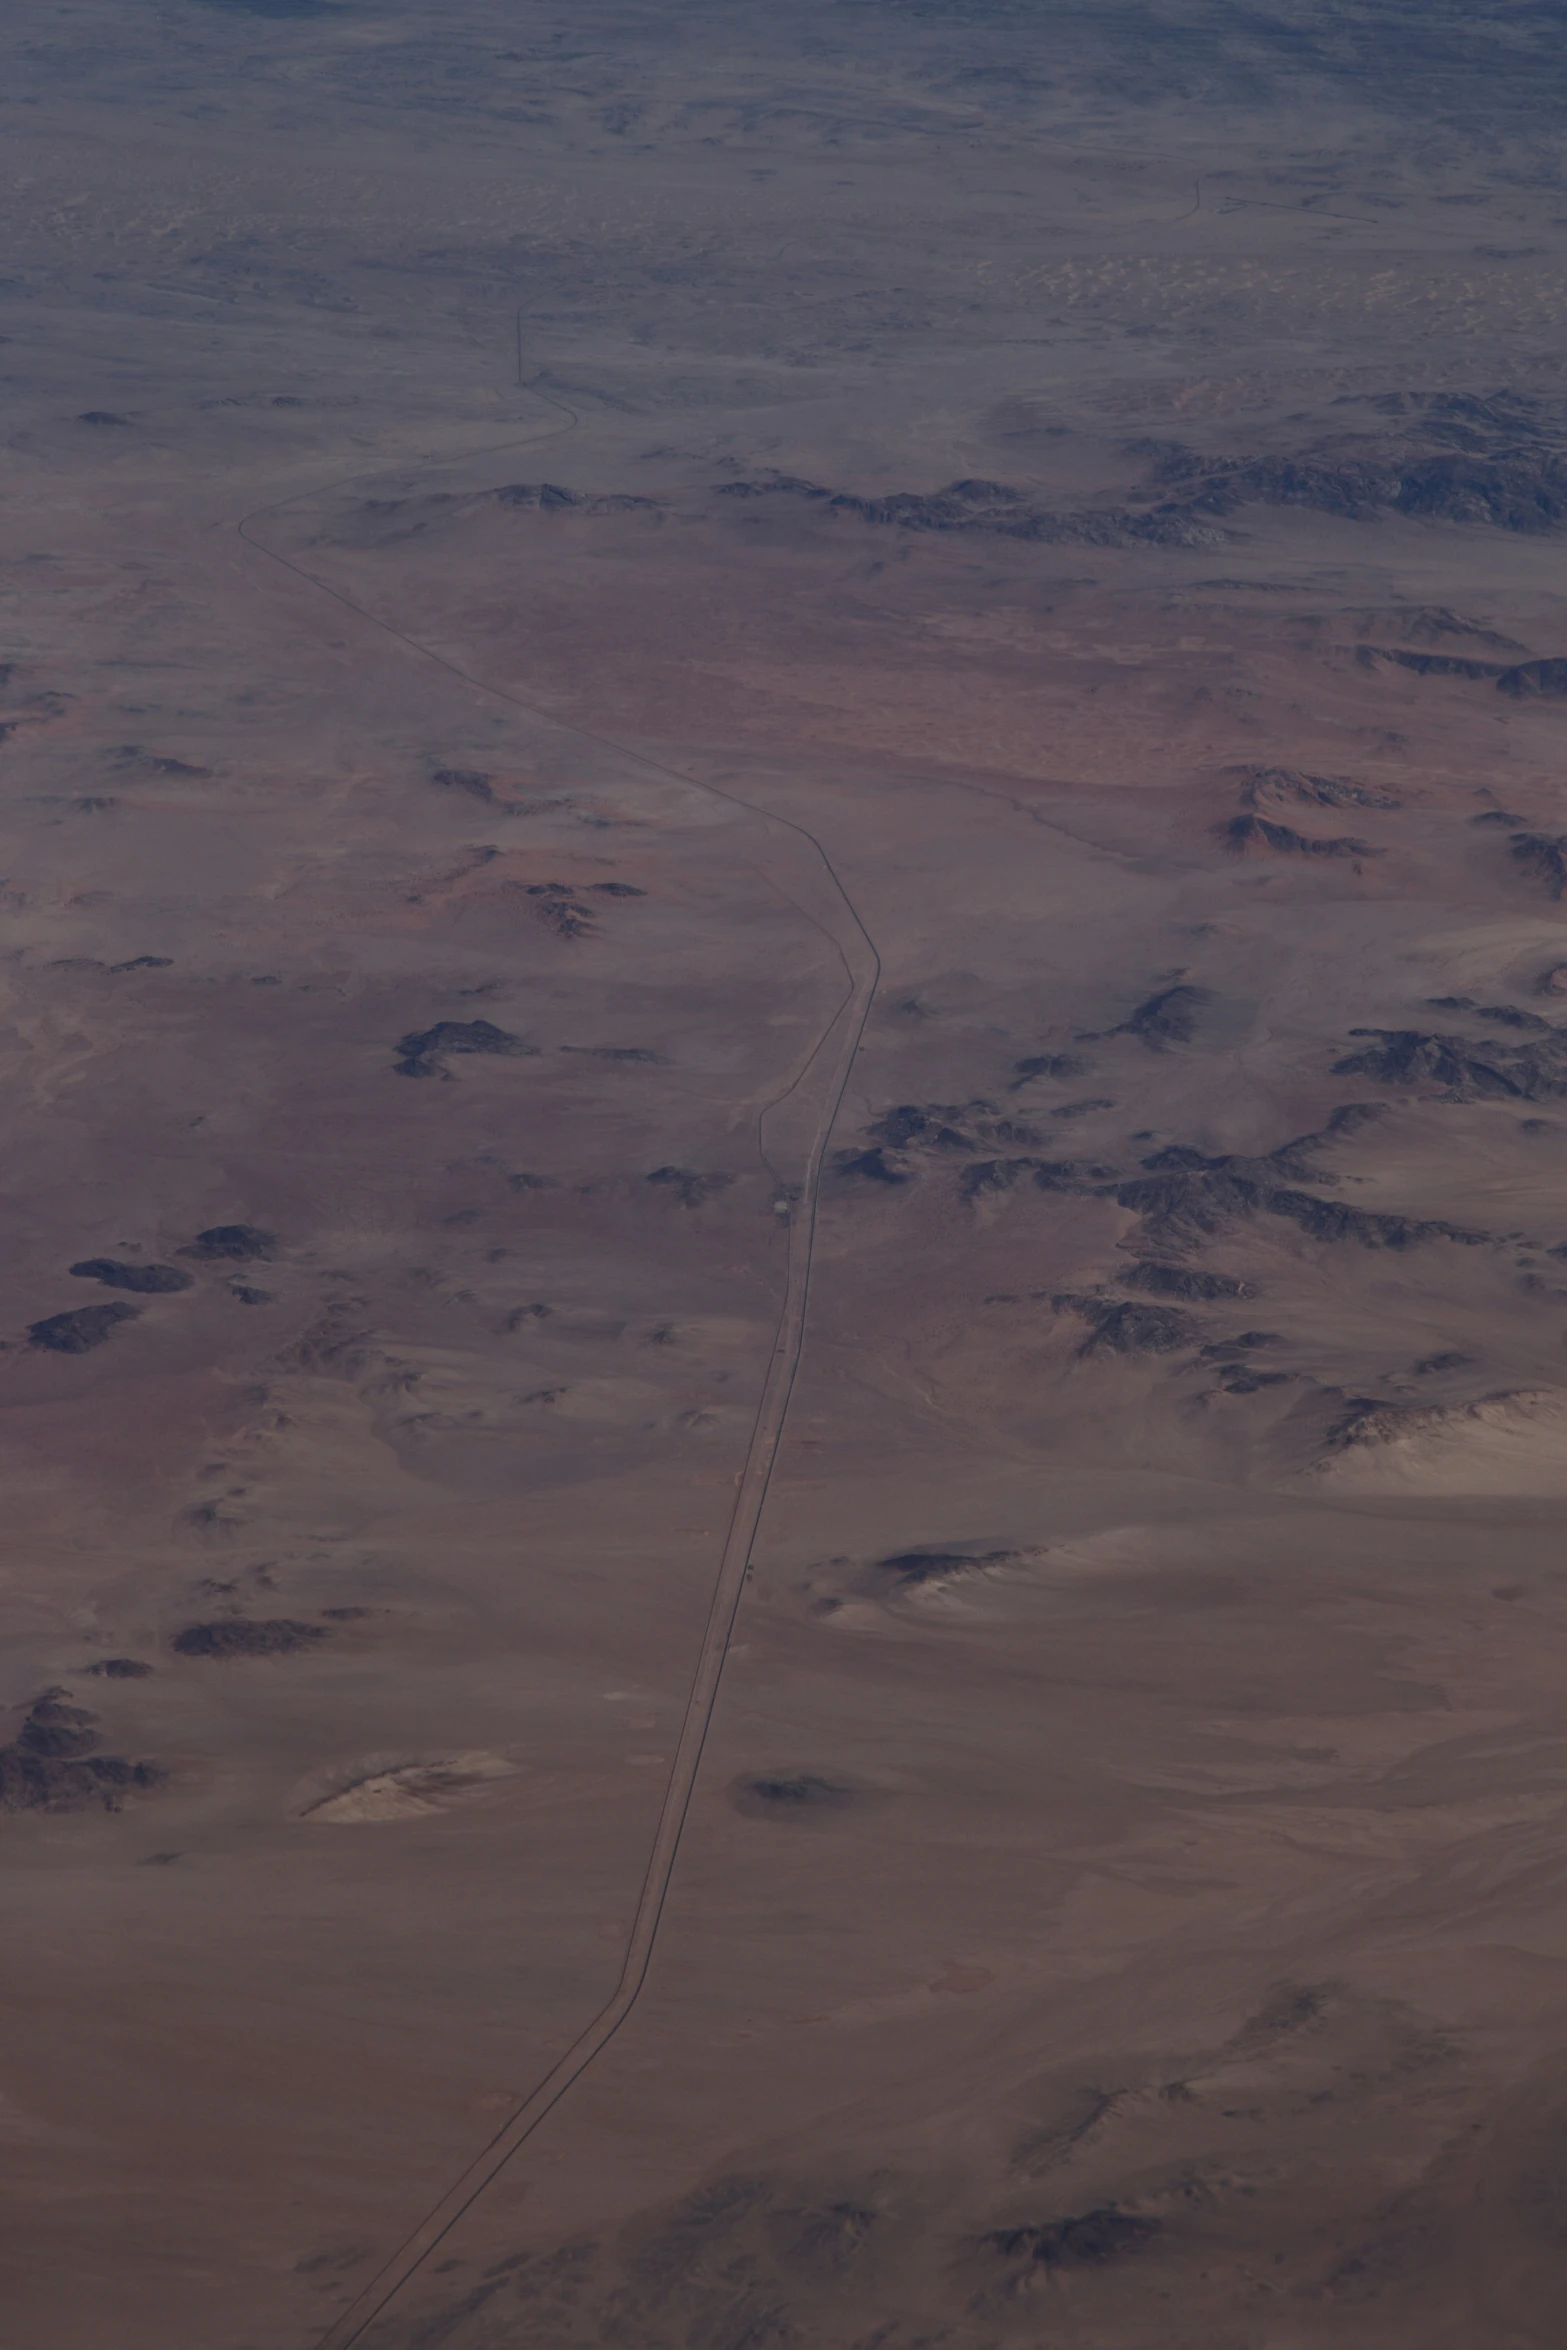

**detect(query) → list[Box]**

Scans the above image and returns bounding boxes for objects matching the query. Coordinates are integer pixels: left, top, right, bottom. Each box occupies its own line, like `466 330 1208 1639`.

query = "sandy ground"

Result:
7 3 1567 2344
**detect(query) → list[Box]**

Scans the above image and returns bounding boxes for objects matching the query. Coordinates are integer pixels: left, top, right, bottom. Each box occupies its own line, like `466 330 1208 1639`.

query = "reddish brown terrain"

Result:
7 3 1567 2345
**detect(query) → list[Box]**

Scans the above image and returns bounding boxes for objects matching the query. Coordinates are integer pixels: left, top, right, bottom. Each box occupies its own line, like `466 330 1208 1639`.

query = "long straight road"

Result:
237 381 880 2350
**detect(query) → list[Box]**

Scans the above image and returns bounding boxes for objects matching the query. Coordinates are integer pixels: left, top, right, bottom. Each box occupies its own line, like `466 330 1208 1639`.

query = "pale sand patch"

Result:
1318 1389 1567 1495
301 1752 520 1825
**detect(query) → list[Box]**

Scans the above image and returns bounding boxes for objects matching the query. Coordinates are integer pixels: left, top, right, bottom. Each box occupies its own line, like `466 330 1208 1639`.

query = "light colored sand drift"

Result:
302 1752 519 1825
1319 1389 1567 1494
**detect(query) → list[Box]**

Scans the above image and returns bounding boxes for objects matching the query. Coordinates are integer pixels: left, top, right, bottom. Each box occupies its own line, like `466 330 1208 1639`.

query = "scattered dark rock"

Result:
1113 984 1210 1050
85 1658 153 1678
230 1286 272 1305
395 1019 535 1076
1224 815 1375 859
1052 1097 1116 1119
733 1773 853 1816
1054 1293 1202 1355
180 1223 276 1261
1471 809 1527 826
171 1619 326 1659
28 1302 140 1353
1510 833 1567 897
69 1258 193 1295
431 767 494 802
506 1170 552 1192
111 955 174 971
78 410 131 426
1217 1368 1290 1394
1413 1349 1475 1374
1125 1261 1254 1301
645 1166 733 1208
0 1690 161 1814
983 2207 1160 2269
1538 963 1567 996
589 881 646 897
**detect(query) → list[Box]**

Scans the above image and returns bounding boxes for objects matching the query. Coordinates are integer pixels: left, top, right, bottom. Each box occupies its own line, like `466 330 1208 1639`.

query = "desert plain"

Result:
8 3 1567 2345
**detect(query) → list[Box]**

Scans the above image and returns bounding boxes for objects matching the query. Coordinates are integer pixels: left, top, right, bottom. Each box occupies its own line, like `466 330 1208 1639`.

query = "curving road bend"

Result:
234 375 881 2350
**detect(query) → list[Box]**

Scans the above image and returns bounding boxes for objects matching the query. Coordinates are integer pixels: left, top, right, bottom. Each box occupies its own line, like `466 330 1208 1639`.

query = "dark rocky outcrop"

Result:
1237 767 1401 811
1224 815 1375 858
835 1147 911 1185
85 1658 153 1679
1113 984 1210 1050
1265 1188 1486 1250
180 1223 276 1261
868 1102 1041 1155
733 1773 853 1816
526 882 598 938
1011 1052 1089 1088
645 1166 733 1207
28 1302 140 1353
493 481 582 510
1125 1261 1254 1301
0 1690 161 1814
1510 833 1567 897
431 766 494 801
1159 431 1567 534
878 1547 1016 1586
982 2207 1160 2269
1110 1107 1487 1253
1053 1293 1202 1355
1496 658 1567 698
394 1019 535 1077
69 1258 193 1295
1360 645 1508 680
491 482 657 516
713 471 1220 549
1333 1025 1567 1098
560 1045 661 1064
171 1619 327 1659
962 1156 1046 1200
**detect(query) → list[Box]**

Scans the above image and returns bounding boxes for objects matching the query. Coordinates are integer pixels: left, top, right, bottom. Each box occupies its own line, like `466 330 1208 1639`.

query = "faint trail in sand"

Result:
234 336 880 2350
